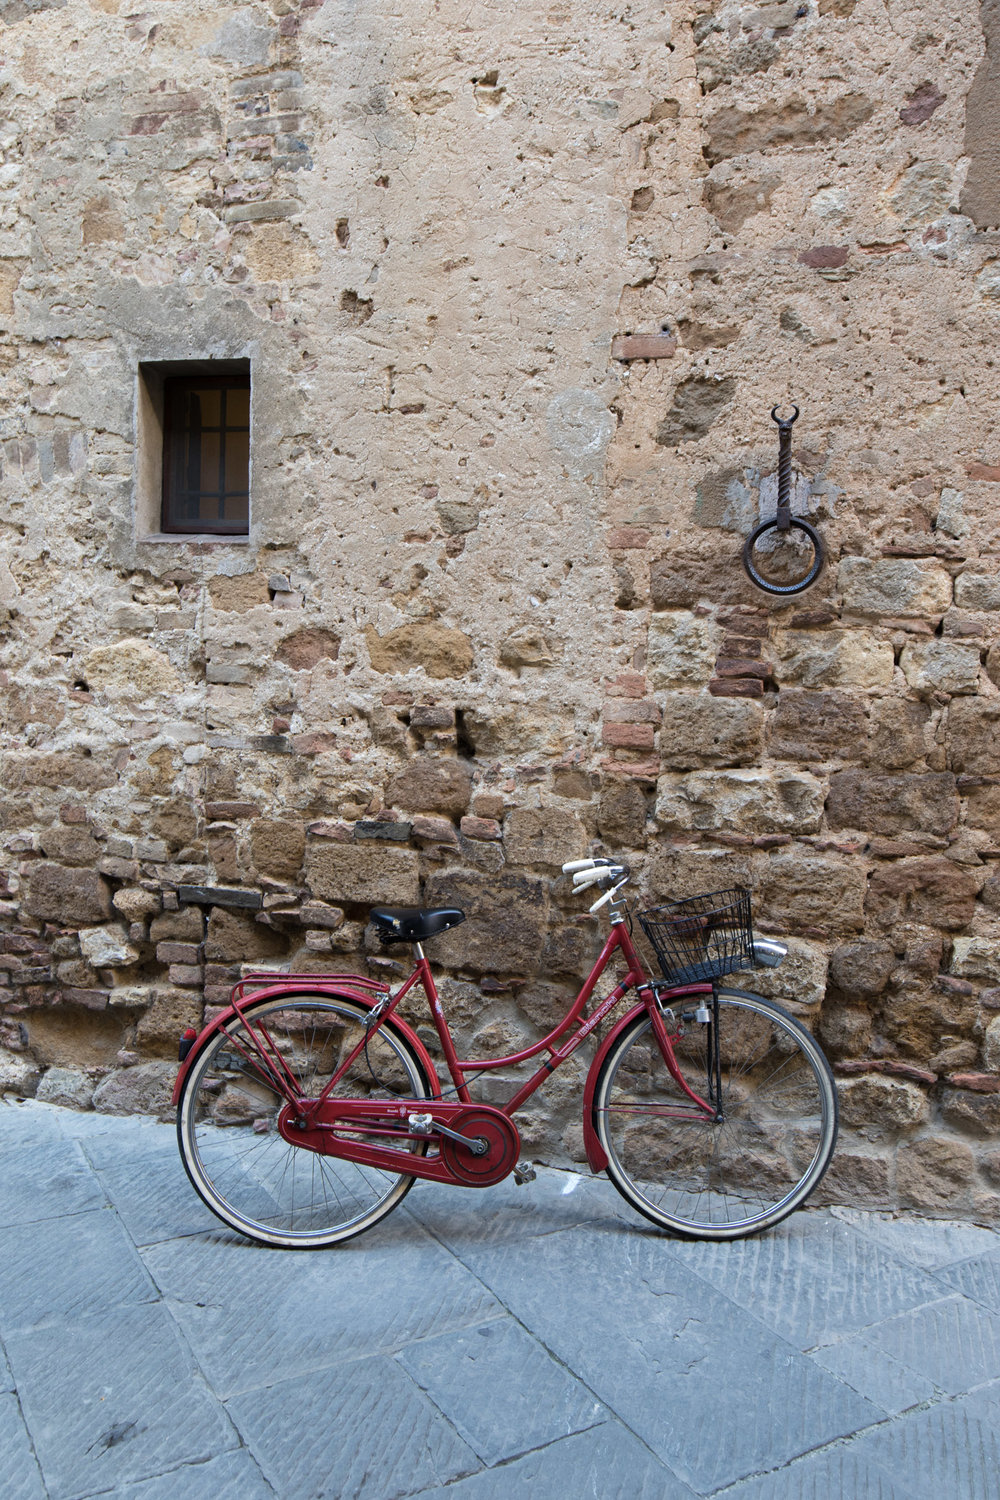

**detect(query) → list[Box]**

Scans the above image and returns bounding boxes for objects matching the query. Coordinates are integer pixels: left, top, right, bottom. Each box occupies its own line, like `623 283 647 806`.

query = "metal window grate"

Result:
162 375 250 535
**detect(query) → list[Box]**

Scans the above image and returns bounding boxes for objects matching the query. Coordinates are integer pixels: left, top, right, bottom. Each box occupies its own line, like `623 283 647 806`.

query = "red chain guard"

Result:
277 1098 522 1188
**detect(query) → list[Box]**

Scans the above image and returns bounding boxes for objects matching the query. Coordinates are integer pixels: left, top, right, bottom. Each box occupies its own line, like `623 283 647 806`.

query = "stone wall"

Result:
2 0 1000 1219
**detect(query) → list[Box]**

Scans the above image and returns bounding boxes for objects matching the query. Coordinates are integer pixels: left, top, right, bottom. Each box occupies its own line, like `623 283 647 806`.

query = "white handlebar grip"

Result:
573 870 602 890
562 859 595 875
589 887 615 914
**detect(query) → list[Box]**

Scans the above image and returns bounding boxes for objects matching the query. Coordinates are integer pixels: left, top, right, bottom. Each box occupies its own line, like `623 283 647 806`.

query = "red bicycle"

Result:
173 858 838 1246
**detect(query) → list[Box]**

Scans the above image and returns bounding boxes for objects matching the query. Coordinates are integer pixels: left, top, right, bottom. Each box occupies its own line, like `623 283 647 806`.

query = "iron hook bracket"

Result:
742 404 825 596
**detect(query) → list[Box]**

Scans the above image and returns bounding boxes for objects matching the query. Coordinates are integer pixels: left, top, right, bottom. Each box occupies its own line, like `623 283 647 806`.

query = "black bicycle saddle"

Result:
370 907 466 945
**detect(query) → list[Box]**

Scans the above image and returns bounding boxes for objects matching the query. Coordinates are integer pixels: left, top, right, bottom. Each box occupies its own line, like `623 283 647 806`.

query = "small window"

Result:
161 375 251 535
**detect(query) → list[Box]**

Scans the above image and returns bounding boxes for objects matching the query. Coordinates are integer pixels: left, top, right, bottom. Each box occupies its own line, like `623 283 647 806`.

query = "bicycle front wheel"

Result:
177 994 433 1248
593 988 837 1239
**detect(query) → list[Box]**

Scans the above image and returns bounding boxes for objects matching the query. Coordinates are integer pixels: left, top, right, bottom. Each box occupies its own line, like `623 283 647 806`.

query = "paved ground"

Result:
3 1101 1000 1499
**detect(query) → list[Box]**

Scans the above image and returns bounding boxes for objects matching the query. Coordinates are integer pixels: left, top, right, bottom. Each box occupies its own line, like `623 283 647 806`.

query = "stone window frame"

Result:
135 358 253 545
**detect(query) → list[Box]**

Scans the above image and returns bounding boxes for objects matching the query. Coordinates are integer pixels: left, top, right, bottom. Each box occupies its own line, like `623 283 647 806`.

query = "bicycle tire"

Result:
176 993 433 1248
592 988 838 1240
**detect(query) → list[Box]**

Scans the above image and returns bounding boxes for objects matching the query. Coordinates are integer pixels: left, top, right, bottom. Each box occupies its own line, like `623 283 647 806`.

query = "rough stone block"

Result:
423 870 548 974
655 769 825 835
22 864 112 924
826 771 959 837
765 691 866 763
0 1047 40 1096
92 1061 176 1118
150 908 205 943
81 638 180 696
838 557 953 618
867 699 930 770
274 626 340 669
387 757 472 816
366 621 473 678
135 989 202 1053
829 940 895 998
947 700 1000 774
660 693 763 769
896 1137 977 1211
954 572 1000 611
647 611 720 688
504 808 587 868
837 1075 930 1130
460 815 501 841
112 887 160 922
205 909 287 963
35 1066 95 1109
250 819 306 878
38 827 102 865
741 936 828 1010
597 779 648 845
941 1088 1000 1136
867 859 979 932
206 572 270 612
79 924 140 969
900 639 981 695
305 843 420 906
758 852 866 935
772 629 894 688
951 937 1000 985
410 815 460 846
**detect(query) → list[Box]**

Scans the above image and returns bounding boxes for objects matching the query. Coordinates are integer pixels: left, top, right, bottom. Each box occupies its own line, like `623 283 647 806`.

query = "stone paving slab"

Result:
932 1246 1000 1313
395 1316 606 1467
84 1449 276 1499
842 1293 1000 1395
666 1213 948 1347
4 1302 239 1499
78 1132 219 1246
4 1100 1000 1500
0 1391 46 1500
410 1420 696 1499
2 1139 107 1227
0 1208 157 1332
226 1352 480 1500
453 1227 880 1493
142 1221 504 1400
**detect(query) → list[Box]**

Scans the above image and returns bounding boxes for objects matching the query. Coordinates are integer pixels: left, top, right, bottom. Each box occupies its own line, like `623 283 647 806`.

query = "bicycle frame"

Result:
173 907 721 1188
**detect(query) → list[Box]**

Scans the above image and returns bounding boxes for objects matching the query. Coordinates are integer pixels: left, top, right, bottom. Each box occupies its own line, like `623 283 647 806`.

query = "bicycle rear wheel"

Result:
176 994 433 1248
593 988 837 1239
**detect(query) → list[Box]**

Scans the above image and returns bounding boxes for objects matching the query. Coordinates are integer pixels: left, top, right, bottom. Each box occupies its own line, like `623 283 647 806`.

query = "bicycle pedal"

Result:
513 1161 536 1185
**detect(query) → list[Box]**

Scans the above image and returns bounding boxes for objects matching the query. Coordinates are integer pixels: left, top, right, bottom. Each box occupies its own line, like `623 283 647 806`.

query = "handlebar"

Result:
563 857 630 913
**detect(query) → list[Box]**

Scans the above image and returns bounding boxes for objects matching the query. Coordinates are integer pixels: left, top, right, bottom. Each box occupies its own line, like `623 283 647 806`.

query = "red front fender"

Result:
171 981 443 1106
581 1001 648 1173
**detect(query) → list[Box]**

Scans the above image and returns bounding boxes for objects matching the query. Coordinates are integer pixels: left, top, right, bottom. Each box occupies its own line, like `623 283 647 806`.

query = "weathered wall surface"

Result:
2 0 1000 1218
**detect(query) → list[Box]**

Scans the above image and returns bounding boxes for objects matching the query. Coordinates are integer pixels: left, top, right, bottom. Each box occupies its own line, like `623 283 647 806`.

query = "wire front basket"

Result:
638 888 754 986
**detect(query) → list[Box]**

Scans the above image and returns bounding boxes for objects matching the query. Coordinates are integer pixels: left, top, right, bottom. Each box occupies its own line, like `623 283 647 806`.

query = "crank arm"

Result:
409 1112 489 1156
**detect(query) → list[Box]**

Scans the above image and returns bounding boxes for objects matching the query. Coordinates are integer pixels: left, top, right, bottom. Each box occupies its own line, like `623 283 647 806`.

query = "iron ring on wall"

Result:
741 516 825 596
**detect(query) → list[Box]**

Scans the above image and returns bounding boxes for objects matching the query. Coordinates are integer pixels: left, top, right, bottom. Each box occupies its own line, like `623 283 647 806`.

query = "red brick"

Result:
156 941 202 964
966 462 1000 482
604 672 647 698
602 699 661 724
607 527 651 549
798 245 849 268
946 1072 1000 1093
292 733 338 755
169 964 204 987
205 801 259 820
460 815 502 841
714 657 771 679
601 723 655 749
709 678 764 698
